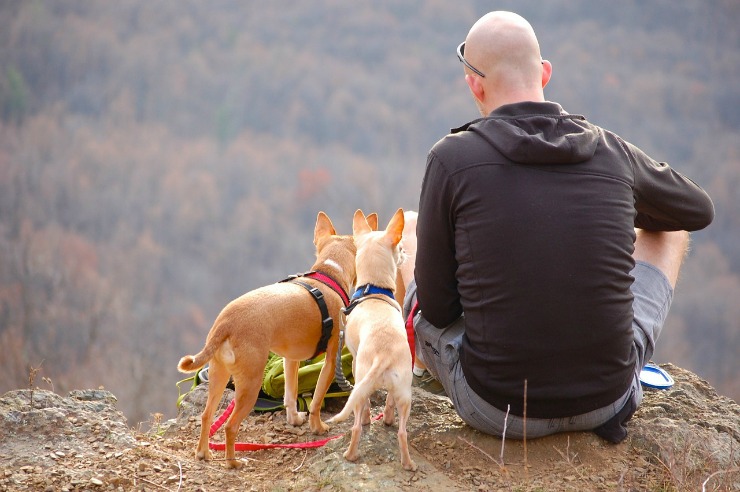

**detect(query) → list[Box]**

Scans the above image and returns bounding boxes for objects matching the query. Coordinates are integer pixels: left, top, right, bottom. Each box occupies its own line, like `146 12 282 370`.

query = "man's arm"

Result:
415 150 463 328
623 139 714 231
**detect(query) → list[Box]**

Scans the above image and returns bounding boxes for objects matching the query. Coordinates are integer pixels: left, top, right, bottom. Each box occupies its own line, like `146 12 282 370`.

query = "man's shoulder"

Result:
450 117 486 135
432 120 483 154
429 131 477 171
430 117 501 171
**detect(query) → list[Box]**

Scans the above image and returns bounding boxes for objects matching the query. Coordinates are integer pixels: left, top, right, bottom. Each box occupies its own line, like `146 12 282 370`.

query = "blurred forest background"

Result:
1 1 738 425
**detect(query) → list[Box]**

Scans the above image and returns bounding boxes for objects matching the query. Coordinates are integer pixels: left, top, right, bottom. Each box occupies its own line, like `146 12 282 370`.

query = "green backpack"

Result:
176 348 354 412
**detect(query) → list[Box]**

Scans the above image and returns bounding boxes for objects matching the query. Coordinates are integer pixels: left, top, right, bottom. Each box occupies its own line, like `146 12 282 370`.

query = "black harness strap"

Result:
289 280 333 359
342 284 399 317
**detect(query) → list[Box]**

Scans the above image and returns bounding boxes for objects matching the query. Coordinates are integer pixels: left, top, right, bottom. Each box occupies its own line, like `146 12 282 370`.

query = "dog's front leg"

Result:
283 358 306 426
308 348 339 434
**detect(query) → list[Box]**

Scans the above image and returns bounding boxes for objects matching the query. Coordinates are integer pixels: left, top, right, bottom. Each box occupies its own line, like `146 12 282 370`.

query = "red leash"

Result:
405 300 419 366
208 399 382 452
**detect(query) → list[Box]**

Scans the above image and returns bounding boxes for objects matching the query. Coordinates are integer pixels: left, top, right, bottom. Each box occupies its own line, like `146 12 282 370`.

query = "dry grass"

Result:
643 428 739 491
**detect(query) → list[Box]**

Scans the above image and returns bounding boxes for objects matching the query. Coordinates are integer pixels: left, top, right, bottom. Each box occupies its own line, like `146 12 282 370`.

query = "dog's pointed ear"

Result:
366 213 379 231
315 211 336 245
353 209 372 236
385 208 405 247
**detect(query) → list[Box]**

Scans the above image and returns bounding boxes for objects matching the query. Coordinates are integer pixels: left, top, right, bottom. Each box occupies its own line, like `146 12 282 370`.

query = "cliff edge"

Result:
1 363 738 491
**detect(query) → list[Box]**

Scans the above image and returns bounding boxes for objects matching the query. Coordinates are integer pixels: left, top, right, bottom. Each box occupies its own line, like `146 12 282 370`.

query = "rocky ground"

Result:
1 363 739 491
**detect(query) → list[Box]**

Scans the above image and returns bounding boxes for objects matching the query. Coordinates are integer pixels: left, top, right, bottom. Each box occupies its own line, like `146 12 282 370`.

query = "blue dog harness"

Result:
334 283 399 391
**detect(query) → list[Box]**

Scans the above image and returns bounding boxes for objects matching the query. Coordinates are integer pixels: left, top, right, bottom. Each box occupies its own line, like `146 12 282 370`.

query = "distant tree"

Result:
1 0 737 421
0 67 29 124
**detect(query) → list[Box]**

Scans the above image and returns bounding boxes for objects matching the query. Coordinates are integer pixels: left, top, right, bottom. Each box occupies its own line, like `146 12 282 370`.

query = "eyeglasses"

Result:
457 41 485 78
457 41 545 78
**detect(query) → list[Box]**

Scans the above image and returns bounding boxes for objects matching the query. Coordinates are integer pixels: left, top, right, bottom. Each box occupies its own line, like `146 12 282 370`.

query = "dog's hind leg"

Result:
361 397 372 426
222 361 264 469
196 360 231 461
343 400 365 462
383 392 396 426
327 378 372 462
395 394 417 471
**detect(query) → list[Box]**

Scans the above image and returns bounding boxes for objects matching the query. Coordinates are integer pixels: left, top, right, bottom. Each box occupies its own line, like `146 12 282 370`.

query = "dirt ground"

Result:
1 364 739 491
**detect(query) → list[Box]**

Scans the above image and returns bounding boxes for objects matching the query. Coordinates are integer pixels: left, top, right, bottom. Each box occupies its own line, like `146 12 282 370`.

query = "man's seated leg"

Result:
633 229 690 289
630 229 689 380
593 229 690 442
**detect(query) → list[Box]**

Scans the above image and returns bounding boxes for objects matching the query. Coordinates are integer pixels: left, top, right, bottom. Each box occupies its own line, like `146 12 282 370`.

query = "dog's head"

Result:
352 209 405 286
313 211 357 288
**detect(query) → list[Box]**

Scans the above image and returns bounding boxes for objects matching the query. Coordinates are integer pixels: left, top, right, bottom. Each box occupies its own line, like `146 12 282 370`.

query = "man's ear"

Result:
465 73 485 105
541 60 552 89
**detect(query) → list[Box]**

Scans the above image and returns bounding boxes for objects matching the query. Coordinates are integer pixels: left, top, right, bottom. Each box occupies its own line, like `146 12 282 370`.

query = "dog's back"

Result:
348 302 411 391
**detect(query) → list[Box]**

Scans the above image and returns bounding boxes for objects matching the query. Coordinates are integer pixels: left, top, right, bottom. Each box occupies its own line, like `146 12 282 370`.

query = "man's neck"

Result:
485 91 545 115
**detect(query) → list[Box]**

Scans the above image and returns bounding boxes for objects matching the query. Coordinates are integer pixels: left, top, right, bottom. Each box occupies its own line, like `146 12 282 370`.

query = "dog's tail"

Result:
177 327 229 374
327 363 383 423
177 354 206 374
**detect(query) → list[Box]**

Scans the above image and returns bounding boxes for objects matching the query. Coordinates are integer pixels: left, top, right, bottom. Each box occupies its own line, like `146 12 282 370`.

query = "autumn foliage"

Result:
0 1 738 423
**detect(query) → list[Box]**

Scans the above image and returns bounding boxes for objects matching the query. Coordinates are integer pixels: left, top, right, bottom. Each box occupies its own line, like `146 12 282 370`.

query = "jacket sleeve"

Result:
415 150 463 328
623 139 715 231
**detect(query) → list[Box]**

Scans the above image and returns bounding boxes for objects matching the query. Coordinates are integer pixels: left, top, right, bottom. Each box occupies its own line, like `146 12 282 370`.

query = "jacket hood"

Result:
452 101 600 165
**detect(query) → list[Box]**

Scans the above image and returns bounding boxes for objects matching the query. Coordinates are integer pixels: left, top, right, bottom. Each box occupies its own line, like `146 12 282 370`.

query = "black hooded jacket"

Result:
415 101 714 418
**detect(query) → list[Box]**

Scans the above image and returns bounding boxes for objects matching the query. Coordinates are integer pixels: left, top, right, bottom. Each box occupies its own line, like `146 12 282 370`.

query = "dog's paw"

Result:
309 416 329 435
343 449 360 462
402 458 418 472
286 410 306 427
225 458 244 470
195 449 212 461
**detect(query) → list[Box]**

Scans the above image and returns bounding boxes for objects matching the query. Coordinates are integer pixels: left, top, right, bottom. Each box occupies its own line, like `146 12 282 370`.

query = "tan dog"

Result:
393 210 429 375
178 212 356 468
328 209 417 471
394 210 418 311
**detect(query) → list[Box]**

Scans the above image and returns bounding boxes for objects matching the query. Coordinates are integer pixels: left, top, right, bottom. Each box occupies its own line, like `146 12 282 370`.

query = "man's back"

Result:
416 101 712 417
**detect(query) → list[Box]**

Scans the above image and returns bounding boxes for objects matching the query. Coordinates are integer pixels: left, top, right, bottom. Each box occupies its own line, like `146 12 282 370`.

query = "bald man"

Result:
406 11 714 442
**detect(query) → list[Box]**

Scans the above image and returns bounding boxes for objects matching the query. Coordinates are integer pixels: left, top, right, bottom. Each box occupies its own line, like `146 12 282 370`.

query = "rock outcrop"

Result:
1 364 738 491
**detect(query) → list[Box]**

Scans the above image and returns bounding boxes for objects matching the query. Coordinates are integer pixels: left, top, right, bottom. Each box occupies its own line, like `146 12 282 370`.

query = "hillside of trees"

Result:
1 1 738 424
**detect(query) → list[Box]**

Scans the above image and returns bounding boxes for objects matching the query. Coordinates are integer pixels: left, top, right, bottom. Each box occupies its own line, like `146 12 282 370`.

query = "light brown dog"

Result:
328 209 417 471
178 212 356 468
393 210 429 375
394 210 418 312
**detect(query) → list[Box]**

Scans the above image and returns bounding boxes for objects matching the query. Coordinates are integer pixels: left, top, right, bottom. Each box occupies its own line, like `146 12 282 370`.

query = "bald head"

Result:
462 11 551 114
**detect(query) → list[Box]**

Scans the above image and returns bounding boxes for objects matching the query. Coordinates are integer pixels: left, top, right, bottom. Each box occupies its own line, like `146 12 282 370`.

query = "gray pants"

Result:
405 260 673 438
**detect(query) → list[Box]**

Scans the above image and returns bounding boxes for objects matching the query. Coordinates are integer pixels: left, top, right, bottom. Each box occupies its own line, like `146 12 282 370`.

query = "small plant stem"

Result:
523 379 528 478
500 404 510 464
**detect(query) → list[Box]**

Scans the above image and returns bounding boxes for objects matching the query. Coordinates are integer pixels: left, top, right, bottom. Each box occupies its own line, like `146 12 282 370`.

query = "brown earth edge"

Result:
1 363 738 491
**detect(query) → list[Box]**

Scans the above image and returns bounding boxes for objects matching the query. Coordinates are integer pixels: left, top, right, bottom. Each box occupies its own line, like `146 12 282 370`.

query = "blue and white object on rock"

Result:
639 363 674 389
